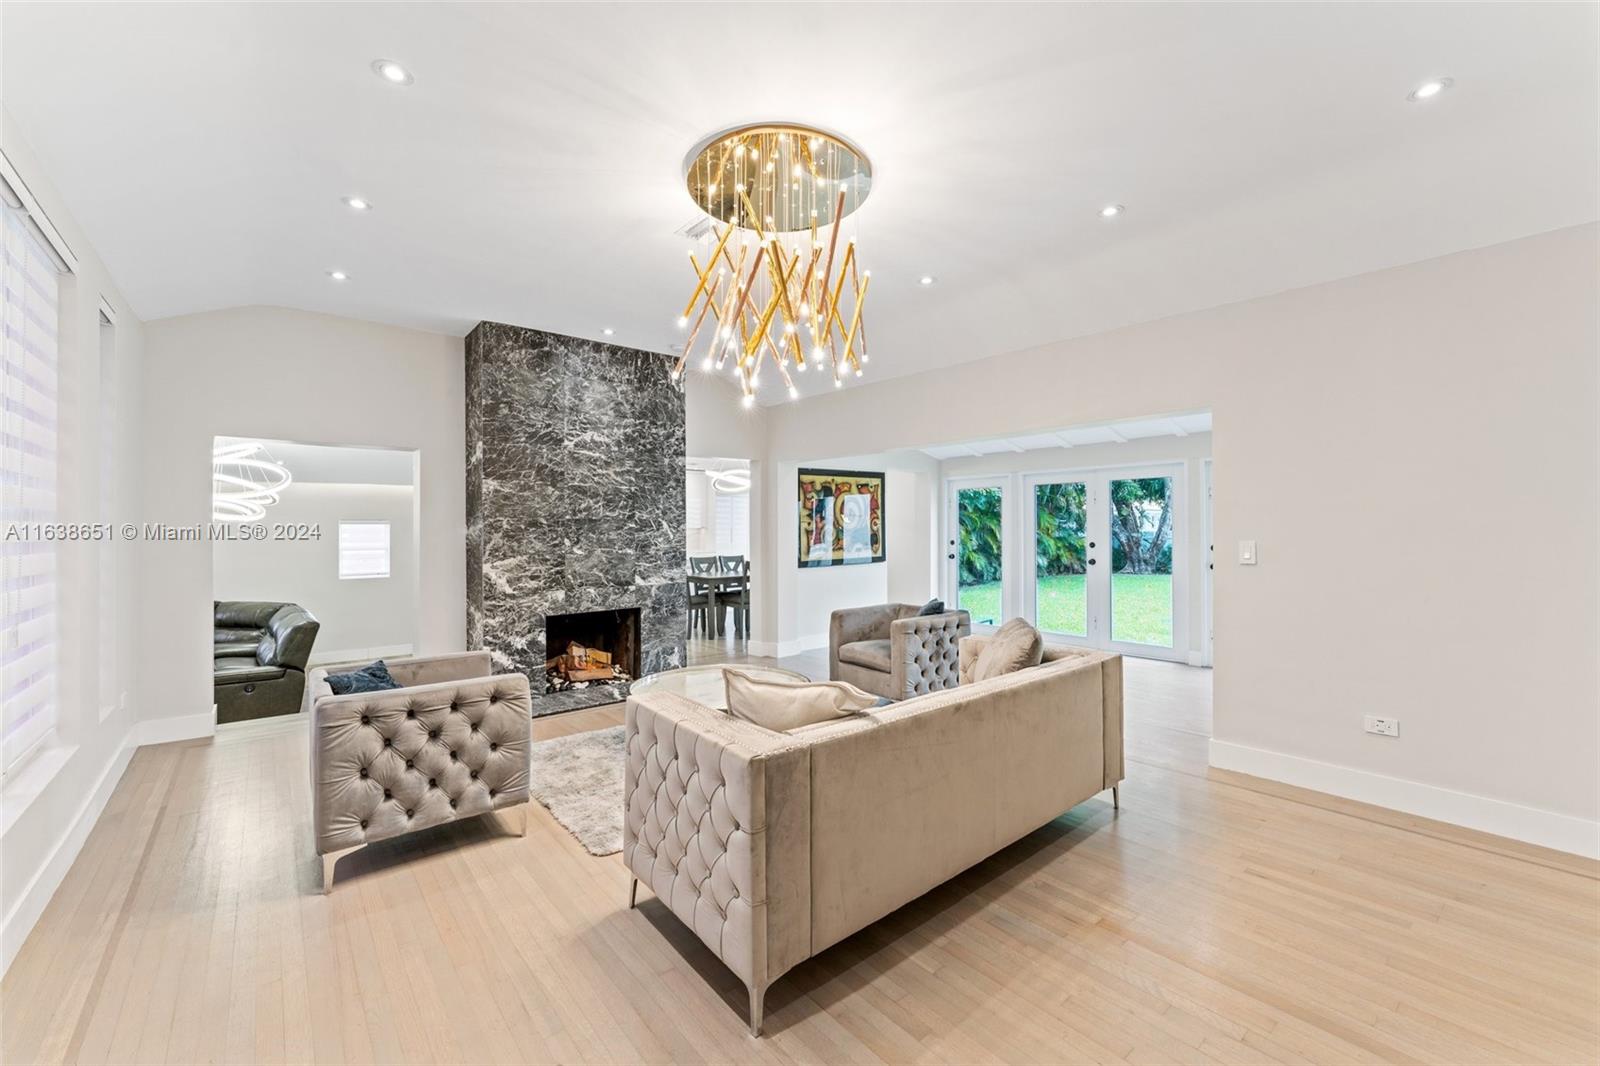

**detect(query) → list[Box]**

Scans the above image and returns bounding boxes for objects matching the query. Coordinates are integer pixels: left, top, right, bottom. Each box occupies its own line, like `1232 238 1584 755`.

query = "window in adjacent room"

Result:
713 486 749 556
338 520 391 580
1 198 63 774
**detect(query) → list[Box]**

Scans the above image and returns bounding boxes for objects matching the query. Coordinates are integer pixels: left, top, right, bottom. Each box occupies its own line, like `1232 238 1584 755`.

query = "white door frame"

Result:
1202 458 1214 668
942 475 1014 631
1099 462 1188 663
1021 471 1095 649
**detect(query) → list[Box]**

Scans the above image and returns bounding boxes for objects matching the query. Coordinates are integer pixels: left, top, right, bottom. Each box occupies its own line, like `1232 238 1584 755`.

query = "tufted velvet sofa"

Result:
307 651 532 892
624 641 1123 1035
828 602 971 701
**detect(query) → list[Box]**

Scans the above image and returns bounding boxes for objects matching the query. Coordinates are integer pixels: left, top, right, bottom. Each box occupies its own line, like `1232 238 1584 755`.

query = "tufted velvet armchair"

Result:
307 651 532 892
828 603 970 701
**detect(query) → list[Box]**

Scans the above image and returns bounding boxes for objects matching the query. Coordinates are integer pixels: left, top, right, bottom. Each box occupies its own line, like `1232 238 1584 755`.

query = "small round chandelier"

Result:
211 439 292 522
672 123 873 405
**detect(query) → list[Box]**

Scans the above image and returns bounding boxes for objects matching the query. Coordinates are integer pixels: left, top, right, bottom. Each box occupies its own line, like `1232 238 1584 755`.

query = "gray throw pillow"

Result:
971 618 1044 682
916 598 946 616
325 660 401 695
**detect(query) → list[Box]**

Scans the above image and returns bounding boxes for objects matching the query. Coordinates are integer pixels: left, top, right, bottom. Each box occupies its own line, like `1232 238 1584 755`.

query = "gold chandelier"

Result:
672 123 873 405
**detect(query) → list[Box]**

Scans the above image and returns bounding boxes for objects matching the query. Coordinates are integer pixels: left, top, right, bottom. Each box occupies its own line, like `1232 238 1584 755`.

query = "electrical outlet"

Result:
1364 715 1399 737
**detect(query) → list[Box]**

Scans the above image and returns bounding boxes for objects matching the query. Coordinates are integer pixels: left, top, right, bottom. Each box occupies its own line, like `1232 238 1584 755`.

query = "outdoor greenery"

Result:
955 476 1175 645
958 574 1173 646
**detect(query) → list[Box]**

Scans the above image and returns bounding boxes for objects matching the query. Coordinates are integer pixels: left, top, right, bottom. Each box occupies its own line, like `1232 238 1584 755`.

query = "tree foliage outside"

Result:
1110 477 1172 574
1035 482 1087 577
956 487 1003 584
955 476 1174 645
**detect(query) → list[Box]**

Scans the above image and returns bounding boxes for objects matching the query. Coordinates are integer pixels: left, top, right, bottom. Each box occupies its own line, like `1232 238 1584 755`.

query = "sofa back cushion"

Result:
803 652 1115 954
724 669 877 733
215 600 284 629
969 617 1044 681
259 604 320 669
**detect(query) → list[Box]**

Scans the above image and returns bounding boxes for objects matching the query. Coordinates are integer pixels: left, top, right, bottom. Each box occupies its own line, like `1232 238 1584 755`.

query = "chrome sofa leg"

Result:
1112 785 1120 810
321 845 360 894
628 877 638 909
748 982 766 1037
506 804 528 837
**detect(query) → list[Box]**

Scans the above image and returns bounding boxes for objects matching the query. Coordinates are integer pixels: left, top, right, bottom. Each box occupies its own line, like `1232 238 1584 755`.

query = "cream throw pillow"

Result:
971 617 1044 682
723 669 878 733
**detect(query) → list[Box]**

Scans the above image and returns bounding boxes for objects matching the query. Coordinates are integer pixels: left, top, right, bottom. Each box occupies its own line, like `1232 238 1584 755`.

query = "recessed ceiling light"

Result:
602 328 615 336
919 275 936 286
1408 77 1452 102
342 196 373 211
372 59 413 86
327 270 349 281
1100 204 1124 219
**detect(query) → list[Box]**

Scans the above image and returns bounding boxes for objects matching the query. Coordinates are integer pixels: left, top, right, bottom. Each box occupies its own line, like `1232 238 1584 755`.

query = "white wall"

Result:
753 450 940 655
212 481 418 662
764 225 1600 856
1 115 148 971
940 433 1214 660
140 307 465 734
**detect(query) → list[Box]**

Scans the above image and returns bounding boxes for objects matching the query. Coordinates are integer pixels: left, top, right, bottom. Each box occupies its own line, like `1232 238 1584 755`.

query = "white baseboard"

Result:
1209 739 1600 859
134 709 215 747
1 736 135 975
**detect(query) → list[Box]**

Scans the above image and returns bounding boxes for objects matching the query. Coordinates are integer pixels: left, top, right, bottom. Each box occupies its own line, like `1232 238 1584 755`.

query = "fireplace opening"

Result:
544 608 641 694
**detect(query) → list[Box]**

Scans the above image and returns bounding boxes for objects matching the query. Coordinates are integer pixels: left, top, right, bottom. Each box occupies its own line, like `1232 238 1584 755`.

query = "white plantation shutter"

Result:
339 521 391 579
713 489 749 555
1 203 61 773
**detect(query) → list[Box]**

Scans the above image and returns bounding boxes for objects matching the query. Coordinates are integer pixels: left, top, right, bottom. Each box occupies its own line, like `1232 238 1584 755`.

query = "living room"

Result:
1 4 1596 1064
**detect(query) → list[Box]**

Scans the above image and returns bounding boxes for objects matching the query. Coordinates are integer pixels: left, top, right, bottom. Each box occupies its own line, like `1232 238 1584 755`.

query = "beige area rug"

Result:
529 725 625 856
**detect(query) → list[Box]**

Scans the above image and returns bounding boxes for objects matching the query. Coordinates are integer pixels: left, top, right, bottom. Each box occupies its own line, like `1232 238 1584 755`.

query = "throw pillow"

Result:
325 659 402 695
970 618 1044 682
915 598 947 616
723 669 879 733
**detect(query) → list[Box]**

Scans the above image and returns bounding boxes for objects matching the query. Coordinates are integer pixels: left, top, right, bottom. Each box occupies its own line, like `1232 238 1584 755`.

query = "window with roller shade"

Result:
1 202 62 774
339 521 391 579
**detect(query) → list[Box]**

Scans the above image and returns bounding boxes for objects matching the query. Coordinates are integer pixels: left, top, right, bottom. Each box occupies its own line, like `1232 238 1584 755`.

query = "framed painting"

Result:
797 469 885 567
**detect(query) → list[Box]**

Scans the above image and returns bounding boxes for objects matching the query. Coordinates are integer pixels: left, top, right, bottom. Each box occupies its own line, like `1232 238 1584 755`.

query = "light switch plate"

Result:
1237 539 1257 565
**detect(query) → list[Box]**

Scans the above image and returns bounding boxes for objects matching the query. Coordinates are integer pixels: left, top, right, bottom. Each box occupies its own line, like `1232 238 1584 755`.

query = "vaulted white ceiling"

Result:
6 3 1596 402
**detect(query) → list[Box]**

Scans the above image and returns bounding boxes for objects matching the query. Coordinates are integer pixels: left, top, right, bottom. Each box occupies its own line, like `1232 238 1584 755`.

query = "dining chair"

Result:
686 576 714 637
689 556 718 575
716 554 745 574
715 565 750 639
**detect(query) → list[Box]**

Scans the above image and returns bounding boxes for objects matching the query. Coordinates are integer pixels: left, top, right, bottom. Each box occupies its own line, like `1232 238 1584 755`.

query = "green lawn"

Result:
957 573 1172 647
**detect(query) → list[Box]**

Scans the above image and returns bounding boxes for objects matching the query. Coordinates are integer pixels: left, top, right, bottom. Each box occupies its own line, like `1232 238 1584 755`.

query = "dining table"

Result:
687 571 748 637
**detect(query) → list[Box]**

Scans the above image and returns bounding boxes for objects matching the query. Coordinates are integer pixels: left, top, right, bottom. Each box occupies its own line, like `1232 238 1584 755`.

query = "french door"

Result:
947 464 1187 660
945 477 1010 629
1026 465 1186 660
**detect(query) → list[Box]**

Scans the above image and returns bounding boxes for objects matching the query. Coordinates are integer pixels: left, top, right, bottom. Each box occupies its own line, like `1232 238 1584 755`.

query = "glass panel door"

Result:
951 483 1004 627
1032 480 1089 638
1108 475 1175 648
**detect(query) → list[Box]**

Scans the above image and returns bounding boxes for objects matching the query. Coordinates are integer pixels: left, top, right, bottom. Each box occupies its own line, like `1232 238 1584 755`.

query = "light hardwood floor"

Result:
3 652 1596 1065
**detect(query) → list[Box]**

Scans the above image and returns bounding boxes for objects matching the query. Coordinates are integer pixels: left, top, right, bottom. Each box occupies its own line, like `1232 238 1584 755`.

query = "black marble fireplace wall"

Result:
465 321 687 715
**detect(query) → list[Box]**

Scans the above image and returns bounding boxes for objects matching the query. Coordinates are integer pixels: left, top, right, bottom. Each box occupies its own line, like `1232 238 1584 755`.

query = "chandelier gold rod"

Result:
682 223 734 321
849 253 870 363
673 272 721 378
843 274 871 369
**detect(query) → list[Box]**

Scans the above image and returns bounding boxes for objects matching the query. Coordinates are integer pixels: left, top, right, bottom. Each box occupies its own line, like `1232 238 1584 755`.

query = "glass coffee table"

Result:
630 663 810 711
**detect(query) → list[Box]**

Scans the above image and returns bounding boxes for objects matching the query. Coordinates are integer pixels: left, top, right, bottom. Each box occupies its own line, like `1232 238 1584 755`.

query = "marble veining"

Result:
466 322 687 715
